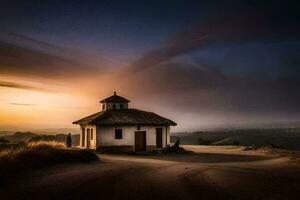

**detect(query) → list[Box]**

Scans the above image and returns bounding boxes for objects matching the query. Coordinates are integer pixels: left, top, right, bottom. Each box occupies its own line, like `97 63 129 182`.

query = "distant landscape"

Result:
171 128 300 150
0 131 80 147
2 127 300 150
0 128 80 136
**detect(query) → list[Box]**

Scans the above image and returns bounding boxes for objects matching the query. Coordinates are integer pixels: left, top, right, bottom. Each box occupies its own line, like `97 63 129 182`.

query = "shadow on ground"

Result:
135 152 272 163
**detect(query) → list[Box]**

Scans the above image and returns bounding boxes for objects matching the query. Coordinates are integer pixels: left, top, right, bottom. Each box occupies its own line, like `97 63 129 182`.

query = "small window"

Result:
115 129 122 139
90 129 93 140
120 104 124 109
102 104 105 110
137 125 141 130
113 104 116 109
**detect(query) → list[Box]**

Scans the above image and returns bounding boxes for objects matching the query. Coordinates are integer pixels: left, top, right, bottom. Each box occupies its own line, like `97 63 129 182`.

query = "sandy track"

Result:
1 146 300 200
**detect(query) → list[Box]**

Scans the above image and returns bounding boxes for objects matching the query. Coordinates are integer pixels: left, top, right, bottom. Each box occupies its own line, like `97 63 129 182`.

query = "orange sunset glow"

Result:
1 0 300 132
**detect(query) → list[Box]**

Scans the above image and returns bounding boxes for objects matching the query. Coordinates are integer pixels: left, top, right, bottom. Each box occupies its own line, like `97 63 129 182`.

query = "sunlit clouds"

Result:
0 1 300 131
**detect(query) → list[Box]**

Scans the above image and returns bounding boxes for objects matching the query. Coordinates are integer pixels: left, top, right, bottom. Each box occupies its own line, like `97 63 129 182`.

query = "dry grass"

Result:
27 140 66 148
0 140 66 158
0 140 99 184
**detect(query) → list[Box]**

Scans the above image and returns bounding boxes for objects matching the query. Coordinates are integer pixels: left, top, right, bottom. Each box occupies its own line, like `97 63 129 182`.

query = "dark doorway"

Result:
135 131 146 151
87 129 90 148
82 128 85 147
156 128 163 148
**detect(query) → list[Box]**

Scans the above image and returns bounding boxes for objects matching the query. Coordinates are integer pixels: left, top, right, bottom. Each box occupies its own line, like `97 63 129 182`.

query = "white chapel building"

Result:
73 92 177 152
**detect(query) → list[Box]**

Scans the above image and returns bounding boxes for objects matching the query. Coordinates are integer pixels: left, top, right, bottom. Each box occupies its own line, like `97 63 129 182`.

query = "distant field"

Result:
171 128 300 150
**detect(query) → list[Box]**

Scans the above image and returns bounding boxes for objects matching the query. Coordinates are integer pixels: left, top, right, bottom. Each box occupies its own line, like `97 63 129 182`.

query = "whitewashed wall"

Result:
96 125 170 148
79 124 171 150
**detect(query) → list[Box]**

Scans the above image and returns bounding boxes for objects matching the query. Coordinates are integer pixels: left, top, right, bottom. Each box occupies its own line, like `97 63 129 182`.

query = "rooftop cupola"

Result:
100 92 130 111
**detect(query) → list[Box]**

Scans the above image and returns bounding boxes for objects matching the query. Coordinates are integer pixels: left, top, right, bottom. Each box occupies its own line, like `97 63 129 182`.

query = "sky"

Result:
0 0 300 131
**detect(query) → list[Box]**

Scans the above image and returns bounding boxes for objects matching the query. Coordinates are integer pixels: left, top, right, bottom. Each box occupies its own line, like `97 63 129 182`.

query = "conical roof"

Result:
100 92 130 103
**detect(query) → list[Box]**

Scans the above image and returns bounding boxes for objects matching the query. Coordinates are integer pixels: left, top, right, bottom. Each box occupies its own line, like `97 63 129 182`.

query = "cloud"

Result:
9 103 36 106
7 32 67 52
0 41 96 78
128 2 299 73
117 60 300 120
8 102 90 109
0 32 105 80
0 80 48 92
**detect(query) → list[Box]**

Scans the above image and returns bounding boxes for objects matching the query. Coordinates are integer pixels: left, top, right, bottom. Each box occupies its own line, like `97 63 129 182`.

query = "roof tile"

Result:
73 109 177 126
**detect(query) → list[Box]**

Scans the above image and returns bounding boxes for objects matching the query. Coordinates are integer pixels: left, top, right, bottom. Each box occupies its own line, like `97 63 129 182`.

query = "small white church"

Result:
73 92 177 152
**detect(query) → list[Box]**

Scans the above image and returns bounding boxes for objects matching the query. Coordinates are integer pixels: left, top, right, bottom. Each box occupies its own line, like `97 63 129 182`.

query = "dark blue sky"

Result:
1 0 300 129
2 0 299 66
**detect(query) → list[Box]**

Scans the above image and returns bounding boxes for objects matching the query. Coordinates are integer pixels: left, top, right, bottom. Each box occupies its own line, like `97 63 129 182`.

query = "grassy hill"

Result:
1 132 80 147
171 128 300 150
0 140 98 184
3 132 38 142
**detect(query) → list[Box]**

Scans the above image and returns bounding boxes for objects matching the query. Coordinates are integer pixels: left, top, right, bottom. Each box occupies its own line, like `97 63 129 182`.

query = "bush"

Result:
160 140 193 154
11 146 99 165
0 141 99 183
0 145 98 166
28 140 66 148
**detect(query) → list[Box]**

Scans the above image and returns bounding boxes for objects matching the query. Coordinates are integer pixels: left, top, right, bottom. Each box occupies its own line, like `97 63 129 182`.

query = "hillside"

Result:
1 132 80 147
3 132 38 142
171 128 300 150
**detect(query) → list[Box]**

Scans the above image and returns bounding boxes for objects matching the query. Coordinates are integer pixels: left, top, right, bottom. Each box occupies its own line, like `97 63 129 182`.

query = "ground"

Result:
1 145 300 200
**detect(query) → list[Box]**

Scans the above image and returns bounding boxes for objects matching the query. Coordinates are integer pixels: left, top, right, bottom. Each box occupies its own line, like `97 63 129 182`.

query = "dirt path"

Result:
1 146 300 200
